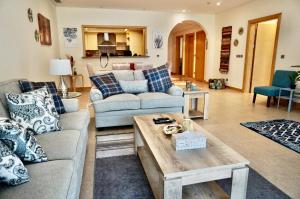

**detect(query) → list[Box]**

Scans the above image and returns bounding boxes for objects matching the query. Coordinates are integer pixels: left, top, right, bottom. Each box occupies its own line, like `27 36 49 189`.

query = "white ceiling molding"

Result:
54 0 254 14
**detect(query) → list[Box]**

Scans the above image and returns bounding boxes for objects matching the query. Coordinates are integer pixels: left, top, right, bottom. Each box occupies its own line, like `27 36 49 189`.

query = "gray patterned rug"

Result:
94 155 291 199
241 119 300 153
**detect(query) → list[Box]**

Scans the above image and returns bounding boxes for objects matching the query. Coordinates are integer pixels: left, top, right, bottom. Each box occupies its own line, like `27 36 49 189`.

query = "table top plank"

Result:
134 113 249 178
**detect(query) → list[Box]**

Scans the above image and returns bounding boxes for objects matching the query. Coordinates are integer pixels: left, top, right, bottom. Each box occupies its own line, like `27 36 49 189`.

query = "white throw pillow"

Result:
119 80 148 94
5 87 62 135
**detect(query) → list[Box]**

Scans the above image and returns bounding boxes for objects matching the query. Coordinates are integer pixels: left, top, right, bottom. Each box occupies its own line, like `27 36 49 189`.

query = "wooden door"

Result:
175 36 182 75
195 31 206 81
184 33 194 78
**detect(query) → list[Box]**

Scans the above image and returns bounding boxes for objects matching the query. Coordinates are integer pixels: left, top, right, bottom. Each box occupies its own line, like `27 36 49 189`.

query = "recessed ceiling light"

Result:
182 9 187 13
216 2 221 6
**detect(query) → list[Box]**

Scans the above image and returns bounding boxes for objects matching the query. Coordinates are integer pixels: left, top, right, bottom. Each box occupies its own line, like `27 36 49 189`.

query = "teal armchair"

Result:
253 70 296 107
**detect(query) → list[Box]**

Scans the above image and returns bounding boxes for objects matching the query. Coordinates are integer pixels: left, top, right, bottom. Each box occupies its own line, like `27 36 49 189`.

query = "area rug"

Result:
94 155 291 199
96 132 134 158
241 119 300 153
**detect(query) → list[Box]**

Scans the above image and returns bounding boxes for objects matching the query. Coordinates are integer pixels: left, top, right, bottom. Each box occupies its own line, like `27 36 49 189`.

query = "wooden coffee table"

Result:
133 113 250 199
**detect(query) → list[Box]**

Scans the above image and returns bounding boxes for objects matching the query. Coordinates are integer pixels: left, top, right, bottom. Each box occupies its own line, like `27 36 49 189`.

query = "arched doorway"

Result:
168 20 207 81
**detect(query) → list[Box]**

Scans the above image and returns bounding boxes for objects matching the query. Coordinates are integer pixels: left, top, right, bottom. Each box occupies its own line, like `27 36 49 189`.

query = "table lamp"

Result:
49 59 72 97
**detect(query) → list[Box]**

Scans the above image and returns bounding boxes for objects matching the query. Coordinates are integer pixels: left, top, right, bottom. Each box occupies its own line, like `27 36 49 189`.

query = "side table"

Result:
60 92 82 99
183 89 209 119
277 88 300 112
67 74 84 92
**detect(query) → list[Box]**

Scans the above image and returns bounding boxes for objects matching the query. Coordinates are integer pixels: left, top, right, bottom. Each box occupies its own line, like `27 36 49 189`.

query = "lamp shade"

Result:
49 59 72 75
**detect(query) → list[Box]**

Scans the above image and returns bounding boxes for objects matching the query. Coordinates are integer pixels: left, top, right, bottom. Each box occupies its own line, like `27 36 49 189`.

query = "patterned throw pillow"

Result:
143 65 173 93
5 87 62 135
0 117 47 163
90 73 124 98
0 140 29 186
19 80 66 114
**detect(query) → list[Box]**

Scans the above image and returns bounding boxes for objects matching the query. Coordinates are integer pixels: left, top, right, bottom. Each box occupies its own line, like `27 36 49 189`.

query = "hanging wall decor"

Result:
219 26 232 73
234 39 239 47
27 8 33 22
153 32 163 49
63 28 78 48
238 27 244 35
37 13 52 45
34 30 39 42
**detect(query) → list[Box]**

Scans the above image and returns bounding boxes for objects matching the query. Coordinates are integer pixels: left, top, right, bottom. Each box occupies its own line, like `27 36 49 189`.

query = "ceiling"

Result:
54 0 253 14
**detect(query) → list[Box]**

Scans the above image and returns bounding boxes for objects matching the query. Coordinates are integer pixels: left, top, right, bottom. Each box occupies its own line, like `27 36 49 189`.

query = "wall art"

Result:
27 8 33 22
37 13 52 45
153 32 163 49
63 27 78 48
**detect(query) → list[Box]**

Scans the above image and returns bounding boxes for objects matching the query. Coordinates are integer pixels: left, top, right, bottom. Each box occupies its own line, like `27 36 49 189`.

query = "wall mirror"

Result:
82 25 147 58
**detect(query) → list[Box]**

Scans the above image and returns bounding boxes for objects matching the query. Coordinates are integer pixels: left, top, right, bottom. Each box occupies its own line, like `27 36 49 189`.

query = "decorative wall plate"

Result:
27 8 33 22
34 30 39 42
238 27 244 35
234 39 239 47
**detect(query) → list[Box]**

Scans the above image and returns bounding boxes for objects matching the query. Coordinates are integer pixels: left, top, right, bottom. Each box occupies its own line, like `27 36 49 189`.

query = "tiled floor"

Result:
79 82 300 199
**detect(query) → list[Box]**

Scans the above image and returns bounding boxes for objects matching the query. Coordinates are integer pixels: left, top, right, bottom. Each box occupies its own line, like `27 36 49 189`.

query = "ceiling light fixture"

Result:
216 2 221 6
182 9 187 13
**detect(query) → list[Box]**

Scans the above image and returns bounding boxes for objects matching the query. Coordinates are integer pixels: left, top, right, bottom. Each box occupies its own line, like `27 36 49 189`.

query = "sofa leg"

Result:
273 96 277 104
267 97 271 107
253 93 257 104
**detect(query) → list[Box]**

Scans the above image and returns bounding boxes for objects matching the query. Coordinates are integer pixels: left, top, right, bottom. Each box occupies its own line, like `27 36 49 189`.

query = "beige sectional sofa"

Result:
0 80 90 199
90 70 184 128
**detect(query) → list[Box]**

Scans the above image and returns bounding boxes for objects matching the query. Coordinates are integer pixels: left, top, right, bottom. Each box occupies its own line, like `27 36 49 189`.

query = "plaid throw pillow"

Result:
143 65 173 92
19 80 66 114
90 73 124 99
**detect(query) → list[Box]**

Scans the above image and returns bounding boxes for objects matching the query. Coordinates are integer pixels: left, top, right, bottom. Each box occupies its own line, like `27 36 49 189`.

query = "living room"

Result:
0 0 299 199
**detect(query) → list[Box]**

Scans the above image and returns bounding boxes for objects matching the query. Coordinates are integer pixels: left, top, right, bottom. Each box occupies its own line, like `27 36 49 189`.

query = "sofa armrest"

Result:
90 87 103 102
62 98 79 113
167 85 183 96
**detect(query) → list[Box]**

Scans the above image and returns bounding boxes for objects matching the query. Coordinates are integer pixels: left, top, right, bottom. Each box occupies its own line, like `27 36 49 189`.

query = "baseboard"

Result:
226 86 243 92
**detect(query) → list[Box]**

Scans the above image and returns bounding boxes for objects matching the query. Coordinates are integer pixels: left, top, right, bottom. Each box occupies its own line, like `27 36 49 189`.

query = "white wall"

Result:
0 0 60 82
214 0 300 89
56 7 215 87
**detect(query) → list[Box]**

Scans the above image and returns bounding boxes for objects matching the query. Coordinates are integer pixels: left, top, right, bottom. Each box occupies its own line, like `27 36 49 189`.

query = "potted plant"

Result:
290 71 300 89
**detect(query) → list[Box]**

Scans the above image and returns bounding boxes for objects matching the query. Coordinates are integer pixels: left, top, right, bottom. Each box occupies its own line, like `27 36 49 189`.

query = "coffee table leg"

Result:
184 95 190 118
231 167 249 199
160 176 182 199
203 93 209 120
134 123 144 155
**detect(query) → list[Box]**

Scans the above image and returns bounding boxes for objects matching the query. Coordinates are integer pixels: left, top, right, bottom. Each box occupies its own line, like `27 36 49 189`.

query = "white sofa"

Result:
90 70 184 128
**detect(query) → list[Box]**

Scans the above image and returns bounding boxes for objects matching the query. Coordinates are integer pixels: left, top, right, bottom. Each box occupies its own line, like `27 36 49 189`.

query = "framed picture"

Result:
63 28 78 48
37 13 52 45
153 32 163 49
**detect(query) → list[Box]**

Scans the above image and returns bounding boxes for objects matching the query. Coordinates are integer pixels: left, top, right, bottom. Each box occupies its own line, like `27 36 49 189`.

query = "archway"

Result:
168 20 207 81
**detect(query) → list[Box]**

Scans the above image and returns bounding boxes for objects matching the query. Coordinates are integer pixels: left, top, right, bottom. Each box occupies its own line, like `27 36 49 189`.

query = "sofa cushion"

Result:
90 73 124 99
0 160 74 199
138 92 184 109
119 80 148 94
0 101 8 118
18 80 66 114
0 118 47 163
93 93 140 113
5 87 62 135
133 70 146 80
143 65 173 93
60 109 90 132
36 130 80 161
0 140 29 186
0 80 22 109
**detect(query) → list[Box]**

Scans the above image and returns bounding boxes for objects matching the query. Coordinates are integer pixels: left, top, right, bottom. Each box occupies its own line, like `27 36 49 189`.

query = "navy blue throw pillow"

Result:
19 80 66 114
143 65 173 92
90 73 124 99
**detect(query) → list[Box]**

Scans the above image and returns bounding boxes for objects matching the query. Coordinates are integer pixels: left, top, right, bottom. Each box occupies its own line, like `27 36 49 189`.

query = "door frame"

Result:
242 13 282 92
